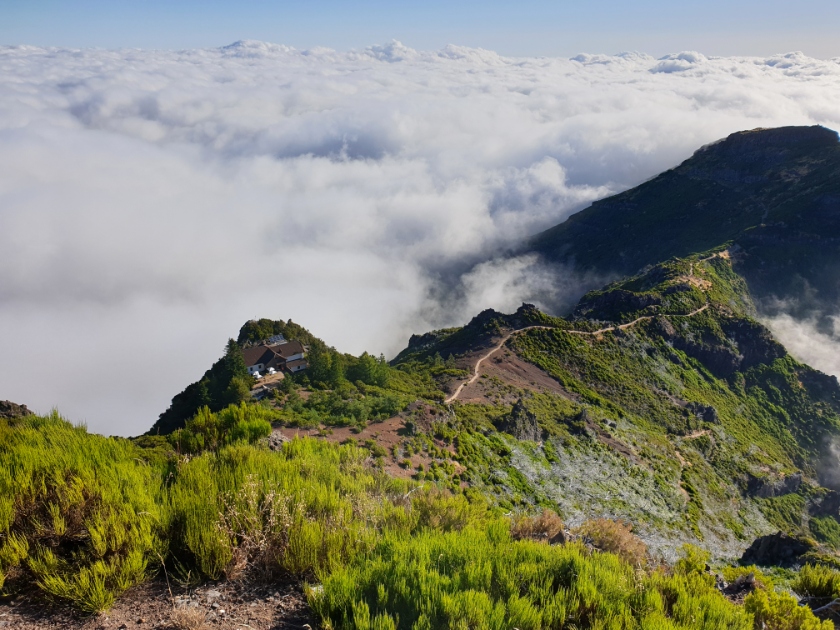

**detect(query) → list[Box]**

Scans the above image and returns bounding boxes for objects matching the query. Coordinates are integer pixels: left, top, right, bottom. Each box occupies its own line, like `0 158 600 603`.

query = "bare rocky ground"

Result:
0 578 313 630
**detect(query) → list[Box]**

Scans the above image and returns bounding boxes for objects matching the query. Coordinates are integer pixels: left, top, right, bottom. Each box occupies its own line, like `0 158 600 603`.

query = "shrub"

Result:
745 588 833 630
674 543 711 578
0 414 165 611
166 438 407 581
575 518 648 568
169 605 208 630
167 403 272 454
410 488 489 533
792 563 840 599
363 440 387 459
721 565 774 591
310 526 754 630
809 516 840 549
510 509 565 544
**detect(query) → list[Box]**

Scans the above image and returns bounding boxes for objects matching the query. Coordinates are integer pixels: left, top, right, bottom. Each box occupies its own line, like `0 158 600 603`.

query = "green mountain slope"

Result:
394 251 840 558
528 125 840 318
149 250 840 559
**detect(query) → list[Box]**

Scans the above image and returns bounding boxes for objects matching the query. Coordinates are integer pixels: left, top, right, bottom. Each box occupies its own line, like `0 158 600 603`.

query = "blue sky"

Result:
4 0 840 57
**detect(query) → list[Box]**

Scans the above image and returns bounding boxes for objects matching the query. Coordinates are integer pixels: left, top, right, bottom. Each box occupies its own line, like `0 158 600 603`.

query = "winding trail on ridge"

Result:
445 303 710 404
445 253 730 404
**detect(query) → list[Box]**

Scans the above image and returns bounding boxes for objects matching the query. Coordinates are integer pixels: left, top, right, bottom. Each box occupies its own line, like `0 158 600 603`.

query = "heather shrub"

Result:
510 509 565 543
310 524 755 630
0 413 165 611
576 517 649 568
5 410 837 630
744 588 833 630
169 605 208 630
410 487 490 533
166 438 406 580
167 402 272 454
721 565 774 591
791 563 840 599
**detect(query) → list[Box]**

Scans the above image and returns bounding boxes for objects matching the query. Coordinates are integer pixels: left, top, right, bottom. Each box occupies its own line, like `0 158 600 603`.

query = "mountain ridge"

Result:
527 125 840 323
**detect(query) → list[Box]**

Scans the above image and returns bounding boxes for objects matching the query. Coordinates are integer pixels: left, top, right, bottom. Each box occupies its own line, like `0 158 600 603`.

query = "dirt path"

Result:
567 303 709 337
444 326 553 403
0 579 312 630
446 304 710 404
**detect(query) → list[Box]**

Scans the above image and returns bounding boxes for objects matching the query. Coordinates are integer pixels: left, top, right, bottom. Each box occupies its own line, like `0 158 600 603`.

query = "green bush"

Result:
5 411 837 630
0 414 165 611
167 402 273 454
166 438 410 580
744 588 832 630
809 517 840 550
791 563 840 599
310 526 755 630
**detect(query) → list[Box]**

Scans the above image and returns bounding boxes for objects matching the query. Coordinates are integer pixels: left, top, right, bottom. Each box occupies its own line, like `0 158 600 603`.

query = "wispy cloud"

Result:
760 313 840 379
2 41 840 434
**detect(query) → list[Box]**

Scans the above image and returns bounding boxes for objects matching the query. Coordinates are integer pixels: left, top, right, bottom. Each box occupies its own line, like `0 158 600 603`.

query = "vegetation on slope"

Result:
0 413 166 612
2 409 837 629
390 252 840 556
149 338 254 435
22 171 840 625
145 247 840 566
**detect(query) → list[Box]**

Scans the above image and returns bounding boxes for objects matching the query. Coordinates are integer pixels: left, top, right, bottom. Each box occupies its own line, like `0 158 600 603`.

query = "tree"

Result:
148 339 253 435
224 376 252 406
195 379 212 408
306 342 332 385
327 352 346 388
348 352 389 387
223 338 249 382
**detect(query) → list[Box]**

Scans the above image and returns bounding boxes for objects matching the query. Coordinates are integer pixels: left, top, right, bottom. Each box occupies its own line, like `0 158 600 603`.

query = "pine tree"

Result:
223 338 248 381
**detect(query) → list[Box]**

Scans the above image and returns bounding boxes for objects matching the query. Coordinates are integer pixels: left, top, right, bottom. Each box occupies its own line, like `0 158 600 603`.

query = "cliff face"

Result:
527 125 840 318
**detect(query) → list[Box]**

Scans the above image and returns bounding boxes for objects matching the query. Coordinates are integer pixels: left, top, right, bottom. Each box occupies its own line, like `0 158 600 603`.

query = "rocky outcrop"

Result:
747 473 802 498
654 313 785 378
686 402 719 424
720 318 786 370
574 289 661 321
697 126 837 161
509 303 548 328
809 490 840 518
0 400 34 420
721 572 758 604
739 532 814 567
496 399 542 442
527 125 840 325
799 370 840 406
406 331 443 351
675 339 742 378
267 431 290 451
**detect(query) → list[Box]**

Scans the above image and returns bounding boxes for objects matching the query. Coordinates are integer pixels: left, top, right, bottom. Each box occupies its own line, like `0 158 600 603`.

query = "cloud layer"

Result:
2 41 840 435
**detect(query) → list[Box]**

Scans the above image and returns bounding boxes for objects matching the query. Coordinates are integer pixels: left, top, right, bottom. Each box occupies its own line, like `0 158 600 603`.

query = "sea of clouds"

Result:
2 41 840 435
